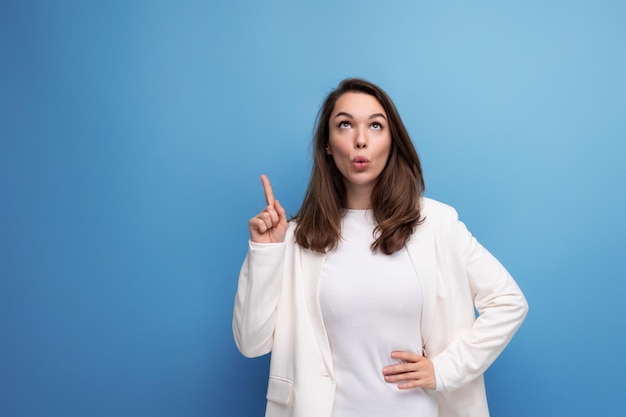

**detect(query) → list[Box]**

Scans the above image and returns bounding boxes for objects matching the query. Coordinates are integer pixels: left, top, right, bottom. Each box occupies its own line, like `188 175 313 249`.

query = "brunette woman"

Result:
233 78 527 417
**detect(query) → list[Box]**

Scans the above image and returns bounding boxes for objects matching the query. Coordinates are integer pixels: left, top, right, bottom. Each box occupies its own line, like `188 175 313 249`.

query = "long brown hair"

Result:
293 78 425 255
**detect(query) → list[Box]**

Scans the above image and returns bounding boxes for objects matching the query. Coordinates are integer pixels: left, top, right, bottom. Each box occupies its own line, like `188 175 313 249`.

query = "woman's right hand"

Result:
248 174 288 244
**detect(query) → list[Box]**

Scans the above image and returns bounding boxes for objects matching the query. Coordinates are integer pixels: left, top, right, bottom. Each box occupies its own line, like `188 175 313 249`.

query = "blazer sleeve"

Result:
232 240 286 358
431 211 529 391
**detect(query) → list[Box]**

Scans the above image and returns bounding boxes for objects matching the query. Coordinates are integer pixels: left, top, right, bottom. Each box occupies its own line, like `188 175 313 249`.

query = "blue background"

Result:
1 1 625 416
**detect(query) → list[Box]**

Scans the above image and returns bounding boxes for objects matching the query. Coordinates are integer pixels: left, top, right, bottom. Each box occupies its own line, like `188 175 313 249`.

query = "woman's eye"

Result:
338 121 351 129
371 122 382 130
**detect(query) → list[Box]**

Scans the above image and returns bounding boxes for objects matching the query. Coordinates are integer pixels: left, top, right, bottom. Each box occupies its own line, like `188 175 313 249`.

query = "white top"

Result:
319 209 438 417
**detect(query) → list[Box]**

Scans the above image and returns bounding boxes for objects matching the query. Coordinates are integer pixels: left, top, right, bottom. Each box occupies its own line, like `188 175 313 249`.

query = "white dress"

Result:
319 209 438 417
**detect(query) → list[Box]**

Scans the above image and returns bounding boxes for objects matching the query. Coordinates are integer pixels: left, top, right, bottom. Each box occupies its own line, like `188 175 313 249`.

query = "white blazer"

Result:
233 198 528 417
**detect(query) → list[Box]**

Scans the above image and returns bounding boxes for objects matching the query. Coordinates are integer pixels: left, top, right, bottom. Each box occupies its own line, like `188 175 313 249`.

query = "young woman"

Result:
233 78 528 417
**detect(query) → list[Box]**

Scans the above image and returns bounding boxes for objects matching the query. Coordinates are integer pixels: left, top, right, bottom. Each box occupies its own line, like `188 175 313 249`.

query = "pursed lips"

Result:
351 155 370 169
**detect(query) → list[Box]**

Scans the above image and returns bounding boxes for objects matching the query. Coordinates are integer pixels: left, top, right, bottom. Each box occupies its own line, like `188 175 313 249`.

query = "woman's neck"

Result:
344 185 373 210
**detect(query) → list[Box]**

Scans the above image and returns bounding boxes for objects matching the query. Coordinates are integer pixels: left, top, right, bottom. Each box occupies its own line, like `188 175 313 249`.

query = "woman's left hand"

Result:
382 351 436 390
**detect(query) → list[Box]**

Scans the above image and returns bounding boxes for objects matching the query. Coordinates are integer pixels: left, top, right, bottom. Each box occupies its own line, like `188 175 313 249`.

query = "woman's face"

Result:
327 92 392 204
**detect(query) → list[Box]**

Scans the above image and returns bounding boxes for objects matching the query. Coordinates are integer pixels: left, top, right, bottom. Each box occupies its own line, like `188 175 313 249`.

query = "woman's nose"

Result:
354 129 367 149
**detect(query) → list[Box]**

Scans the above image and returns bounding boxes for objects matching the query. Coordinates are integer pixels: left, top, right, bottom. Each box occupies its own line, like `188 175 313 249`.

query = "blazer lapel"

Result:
299 247 334 376
406 224 438 352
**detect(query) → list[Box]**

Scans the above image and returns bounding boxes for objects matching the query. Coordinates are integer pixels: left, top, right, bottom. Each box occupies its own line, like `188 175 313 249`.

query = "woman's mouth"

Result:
352 156 370 170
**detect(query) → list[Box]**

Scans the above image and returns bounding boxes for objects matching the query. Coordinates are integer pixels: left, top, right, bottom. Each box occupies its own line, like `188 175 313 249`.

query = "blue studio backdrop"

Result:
1 1 625 416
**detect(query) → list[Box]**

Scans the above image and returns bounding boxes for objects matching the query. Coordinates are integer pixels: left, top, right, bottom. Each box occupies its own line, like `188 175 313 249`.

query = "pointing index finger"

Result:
260 174 275 206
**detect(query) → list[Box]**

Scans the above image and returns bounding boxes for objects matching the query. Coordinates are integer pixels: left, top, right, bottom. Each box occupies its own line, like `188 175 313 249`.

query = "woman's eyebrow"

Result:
334 111 353 119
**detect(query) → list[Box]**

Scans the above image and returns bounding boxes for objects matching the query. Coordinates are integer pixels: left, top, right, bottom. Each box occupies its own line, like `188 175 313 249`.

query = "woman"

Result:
233 78 528 417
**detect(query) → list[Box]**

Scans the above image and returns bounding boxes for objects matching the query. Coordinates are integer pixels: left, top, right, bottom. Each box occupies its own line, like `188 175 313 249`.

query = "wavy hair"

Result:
293 78 425 255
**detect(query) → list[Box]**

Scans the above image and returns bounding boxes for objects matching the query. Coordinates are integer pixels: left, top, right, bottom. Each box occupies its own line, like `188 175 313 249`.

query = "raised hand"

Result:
382 351 436 390
248 174 288 244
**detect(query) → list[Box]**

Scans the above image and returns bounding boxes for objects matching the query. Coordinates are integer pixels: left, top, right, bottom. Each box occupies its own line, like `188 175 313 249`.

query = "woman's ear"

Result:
326 146 332 155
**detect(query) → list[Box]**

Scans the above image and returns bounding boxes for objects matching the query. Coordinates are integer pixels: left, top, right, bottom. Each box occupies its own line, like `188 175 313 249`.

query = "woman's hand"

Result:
248 175 288 244
382 351 436 390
